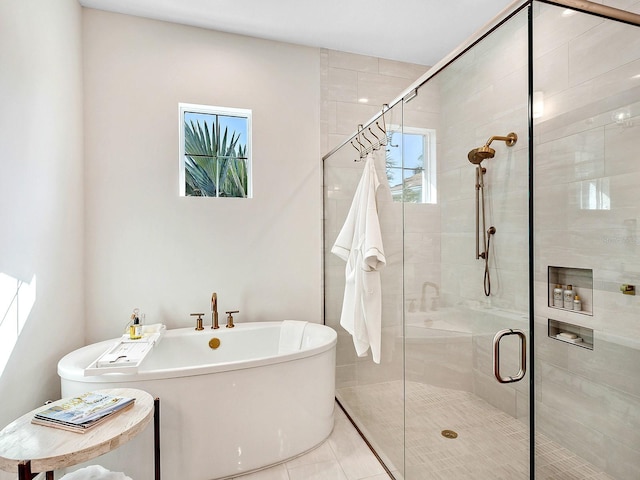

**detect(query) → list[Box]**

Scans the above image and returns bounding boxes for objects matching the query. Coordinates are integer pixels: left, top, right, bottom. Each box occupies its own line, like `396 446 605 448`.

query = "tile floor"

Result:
231 380 617 480
337 381 615 480
229 402 390 480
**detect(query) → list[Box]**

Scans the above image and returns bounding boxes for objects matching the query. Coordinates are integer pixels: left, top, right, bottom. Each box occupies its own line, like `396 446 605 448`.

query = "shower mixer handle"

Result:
225 310 239 328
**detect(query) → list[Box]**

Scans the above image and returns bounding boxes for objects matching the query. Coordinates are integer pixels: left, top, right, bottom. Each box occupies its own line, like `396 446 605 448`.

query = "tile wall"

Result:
321 49 429 158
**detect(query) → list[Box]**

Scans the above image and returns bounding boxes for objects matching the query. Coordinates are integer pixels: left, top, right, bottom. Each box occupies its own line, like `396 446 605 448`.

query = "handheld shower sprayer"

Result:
468 132 517 296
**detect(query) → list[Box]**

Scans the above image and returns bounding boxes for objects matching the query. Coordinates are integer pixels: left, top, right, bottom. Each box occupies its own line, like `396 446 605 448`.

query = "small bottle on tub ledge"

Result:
129 308 142 339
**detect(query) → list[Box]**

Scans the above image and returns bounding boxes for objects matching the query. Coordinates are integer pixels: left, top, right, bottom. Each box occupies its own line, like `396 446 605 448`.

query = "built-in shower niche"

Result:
548 319 594 350
547 266 593 316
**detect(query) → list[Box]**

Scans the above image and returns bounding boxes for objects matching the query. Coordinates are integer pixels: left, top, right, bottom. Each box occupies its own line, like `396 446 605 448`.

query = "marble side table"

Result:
0 388 159 480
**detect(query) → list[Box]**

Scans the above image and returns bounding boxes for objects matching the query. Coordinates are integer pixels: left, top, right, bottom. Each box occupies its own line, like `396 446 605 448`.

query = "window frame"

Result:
178 102 252 198
386 125 437 204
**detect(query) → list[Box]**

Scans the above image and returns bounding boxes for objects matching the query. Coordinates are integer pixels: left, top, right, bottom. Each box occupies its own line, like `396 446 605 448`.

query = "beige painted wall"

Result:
82 10 322 342
0 0 85 459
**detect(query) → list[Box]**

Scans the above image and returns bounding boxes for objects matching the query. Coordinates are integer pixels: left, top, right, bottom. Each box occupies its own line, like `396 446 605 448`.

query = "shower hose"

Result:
484 232 492 296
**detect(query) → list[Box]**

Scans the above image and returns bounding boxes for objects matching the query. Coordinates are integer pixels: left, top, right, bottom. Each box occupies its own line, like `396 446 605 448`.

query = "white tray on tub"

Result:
84 326 166 376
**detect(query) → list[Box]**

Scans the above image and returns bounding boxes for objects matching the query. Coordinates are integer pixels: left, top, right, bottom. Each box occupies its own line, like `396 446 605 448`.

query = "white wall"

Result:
0 0 84 446
83 10 322 342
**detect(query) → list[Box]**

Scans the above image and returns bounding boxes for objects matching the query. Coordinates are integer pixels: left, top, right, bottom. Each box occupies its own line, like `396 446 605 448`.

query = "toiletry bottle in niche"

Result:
563 285 574 309
573 295 581 312
553 284 563 307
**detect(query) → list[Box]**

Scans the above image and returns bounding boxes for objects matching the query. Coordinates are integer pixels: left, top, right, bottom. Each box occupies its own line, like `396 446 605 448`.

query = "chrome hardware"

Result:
492 329 526 384
191 313 205 331
211 292 219 328
403 88 418 104
225 310 239 328
348 104 389 161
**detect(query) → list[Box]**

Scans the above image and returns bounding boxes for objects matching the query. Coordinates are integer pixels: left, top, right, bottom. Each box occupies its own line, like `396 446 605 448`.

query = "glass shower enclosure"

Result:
323 1 640 479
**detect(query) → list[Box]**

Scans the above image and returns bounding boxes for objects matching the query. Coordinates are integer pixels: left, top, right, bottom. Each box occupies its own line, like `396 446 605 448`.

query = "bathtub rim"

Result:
58 321 337 384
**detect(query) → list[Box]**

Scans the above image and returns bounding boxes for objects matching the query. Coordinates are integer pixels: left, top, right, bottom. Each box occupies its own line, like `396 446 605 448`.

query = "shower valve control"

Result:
620 284 636 295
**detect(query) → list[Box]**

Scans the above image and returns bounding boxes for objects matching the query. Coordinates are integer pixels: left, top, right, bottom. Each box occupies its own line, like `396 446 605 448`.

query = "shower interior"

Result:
323 2 640 479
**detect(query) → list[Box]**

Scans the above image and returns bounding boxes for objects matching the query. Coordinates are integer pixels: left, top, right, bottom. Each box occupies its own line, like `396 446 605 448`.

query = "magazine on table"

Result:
31 391 135 433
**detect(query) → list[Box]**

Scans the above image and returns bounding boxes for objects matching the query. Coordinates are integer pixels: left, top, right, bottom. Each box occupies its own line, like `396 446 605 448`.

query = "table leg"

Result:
154 397 160 480
17 460 31 480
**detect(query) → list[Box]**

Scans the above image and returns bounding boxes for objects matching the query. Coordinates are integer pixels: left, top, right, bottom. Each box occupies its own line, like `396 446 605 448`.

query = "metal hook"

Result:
351 139 365 162
351 124 367 162
375 122 388 147
354 125 367 160
355 136 367 157
376 104 388 145
361 129 374 149
368 126 381 146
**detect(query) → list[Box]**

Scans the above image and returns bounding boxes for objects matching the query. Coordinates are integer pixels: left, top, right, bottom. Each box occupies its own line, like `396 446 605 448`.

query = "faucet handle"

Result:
225 310 239 328
191 313 205 331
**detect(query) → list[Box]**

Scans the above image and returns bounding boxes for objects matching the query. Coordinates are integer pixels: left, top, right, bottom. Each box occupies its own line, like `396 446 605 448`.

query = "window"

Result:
179 103 252 198
579 178 610 210
385 126 437 204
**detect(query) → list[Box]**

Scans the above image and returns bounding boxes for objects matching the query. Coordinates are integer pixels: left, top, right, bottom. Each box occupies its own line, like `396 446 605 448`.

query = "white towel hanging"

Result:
331 154 386 363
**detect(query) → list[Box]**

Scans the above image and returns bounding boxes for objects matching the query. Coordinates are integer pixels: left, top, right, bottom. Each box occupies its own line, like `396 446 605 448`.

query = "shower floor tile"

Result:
337 381 615 480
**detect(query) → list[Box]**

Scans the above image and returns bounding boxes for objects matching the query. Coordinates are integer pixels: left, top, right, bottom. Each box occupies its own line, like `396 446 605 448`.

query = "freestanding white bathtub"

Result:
58 321 337 480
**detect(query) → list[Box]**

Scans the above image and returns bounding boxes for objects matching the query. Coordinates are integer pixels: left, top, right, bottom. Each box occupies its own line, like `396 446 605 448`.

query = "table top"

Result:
0 388 154 474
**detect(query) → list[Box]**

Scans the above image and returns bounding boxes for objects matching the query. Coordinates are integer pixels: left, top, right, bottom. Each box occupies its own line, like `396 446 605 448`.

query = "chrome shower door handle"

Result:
492 328 527 384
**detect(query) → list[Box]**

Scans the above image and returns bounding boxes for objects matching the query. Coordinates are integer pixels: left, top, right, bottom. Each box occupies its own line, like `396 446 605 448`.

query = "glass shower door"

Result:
401 6 531 479
533 3 640 479
325 101 406 478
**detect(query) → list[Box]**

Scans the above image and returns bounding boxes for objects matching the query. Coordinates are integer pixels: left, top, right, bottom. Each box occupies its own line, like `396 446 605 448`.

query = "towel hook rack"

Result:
351 105 390 162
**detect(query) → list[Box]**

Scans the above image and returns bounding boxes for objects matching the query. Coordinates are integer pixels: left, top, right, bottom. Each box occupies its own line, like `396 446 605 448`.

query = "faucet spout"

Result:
211 292 219 329
420 282 440 312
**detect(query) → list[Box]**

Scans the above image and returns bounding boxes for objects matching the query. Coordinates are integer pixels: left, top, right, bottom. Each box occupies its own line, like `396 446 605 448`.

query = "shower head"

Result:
467 132 518 165
468 146 495 164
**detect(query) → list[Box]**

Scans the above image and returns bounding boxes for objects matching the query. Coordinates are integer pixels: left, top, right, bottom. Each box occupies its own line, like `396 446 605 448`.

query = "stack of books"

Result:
31 392 135 433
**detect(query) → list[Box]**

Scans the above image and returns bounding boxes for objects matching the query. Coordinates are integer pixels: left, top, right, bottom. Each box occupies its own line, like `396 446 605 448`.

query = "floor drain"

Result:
441 429 458 439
